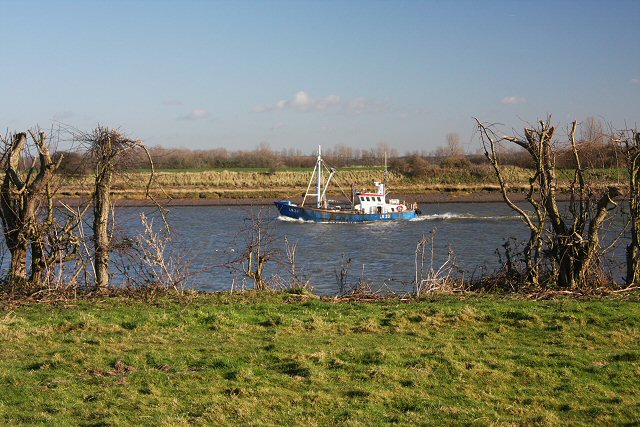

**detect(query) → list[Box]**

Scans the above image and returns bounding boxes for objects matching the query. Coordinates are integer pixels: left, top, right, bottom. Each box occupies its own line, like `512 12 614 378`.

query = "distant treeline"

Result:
54 138 624 177
56 143 405 175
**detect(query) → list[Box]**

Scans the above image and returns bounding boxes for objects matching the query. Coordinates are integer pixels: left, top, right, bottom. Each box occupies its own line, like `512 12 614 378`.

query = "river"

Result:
114 201 627 294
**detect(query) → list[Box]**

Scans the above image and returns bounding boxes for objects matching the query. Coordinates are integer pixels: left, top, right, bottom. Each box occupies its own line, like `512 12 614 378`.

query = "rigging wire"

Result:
321 158 353 204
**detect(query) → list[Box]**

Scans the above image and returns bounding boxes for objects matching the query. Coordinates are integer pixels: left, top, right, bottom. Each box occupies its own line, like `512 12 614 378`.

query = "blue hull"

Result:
274 201 418 222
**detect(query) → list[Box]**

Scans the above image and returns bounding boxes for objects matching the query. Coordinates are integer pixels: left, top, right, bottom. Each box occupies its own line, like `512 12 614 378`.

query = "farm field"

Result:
56 166 628 201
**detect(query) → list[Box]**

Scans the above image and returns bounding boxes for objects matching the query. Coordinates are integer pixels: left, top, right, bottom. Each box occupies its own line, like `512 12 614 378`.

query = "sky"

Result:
1 0 639 154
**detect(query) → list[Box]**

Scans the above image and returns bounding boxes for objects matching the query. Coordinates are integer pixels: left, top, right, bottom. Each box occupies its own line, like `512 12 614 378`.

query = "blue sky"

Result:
1 0 639 153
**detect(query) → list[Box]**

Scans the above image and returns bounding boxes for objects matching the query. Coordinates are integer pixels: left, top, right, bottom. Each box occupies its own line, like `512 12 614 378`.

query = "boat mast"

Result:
302 146 324 208
316 146 322 208
301 146 334 208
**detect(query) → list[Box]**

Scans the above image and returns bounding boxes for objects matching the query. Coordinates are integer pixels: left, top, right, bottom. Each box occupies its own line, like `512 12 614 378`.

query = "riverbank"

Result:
55 166 626 206
1 292 638 425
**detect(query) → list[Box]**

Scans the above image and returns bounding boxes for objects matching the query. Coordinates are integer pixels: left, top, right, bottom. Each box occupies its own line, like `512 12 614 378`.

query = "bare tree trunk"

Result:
555 249 583 290
523 228 542 285
582 187 619 281
8 242 28 282
29 240 45 283
29 185 54 284
1 133 29 284
627 167 640 285
627 241 639 286
93 142 113 290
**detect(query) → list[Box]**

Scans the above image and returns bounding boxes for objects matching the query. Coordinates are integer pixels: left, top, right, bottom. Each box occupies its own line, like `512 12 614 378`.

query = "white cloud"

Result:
252 91 393 115
501 96 527 105
316 95 341 111
291 91 311 109
177 109 210 120
631 78 640 85
254 91 341 113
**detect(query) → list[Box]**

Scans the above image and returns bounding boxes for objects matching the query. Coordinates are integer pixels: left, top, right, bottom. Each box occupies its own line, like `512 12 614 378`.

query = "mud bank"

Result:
55 190 574 207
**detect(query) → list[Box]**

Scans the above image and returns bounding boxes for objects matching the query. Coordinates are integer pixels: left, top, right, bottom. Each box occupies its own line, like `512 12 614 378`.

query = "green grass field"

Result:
1 292 638 425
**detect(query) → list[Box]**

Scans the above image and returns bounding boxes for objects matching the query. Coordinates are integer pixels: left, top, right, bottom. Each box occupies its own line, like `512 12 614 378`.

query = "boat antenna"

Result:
384 151 388 193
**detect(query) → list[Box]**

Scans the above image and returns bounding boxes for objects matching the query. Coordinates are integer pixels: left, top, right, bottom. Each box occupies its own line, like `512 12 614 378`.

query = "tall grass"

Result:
57 166 629 199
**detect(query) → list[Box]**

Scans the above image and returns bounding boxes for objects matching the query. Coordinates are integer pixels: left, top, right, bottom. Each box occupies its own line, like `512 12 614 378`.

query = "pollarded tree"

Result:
72 125 156 290
476 117 620 289
0 131 61 284
614 128 640 285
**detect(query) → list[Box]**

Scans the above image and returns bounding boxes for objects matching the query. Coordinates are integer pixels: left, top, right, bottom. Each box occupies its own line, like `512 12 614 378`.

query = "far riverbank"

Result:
55 190 576 207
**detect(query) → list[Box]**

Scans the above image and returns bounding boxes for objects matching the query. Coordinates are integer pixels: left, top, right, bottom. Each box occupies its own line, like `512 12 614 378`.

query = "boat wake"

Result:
278 213 521 224
277 215 312 223
410 212 521 221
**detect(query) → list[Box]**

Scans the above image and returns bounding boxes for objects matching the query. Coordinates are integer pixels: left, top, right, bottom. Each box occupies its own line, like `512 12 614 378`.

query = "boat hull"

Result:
275 201 418 222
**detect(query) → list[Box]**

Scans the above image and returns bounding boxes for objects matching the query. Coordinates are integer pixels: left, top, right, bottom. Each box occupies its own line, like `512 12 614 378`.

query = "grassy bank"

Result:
1 292 638 425
56 166 629 200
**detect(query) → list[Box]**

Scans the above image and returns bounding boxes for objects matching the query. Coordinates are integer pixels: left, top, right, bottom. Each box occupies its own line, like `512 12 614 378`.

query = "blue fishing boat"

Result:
275 147 421 223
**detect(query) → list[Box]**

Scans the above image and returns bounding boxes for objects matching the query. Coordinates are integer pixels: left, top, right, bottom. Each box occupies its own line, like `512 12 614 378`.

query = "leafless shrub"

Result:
28 201 91 291
281 235 310 291
413 228 460 296
352 264 374 296
475 117 621 289
332 254 385 299
227 208 279 290
114 213 189 296
468 238 545 293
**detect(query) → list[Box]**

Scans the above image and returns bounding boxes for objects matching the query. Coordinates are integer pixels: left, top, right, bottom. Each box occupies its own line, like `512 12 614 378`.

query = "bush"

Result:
440 156 471 169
